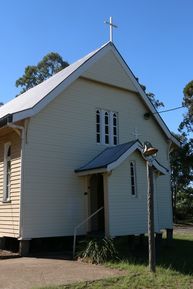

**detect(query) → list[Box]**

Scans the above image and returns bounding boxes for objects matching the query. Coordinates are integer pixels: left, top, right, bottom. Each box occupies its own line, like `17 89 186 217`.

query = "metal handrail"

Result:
73 206 104 258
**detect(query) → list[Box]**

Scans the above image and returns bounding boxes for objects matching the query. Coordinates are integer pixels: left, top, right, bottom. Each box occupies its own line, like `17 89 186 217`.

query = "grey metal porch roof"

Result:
75 140 169 176
75 140 138 173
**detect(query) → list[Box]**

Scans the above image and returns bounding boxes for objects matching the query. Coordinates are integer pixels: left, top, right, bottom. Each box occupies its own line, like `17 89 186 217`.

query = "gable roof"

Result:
75 140 169 176
0 42 179 146
0 43 108 123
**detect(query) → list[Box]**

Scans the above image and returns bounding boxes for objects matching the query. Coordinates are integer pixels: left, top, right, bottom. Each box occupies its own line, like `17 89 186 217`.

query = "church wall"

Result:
108 151 172 236
21 77 172 239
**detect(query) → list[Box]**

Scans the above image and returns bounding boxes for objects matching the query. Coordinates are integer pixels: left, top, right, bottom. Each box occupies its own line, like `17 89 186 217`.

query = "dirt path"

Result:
0 256 124 289
174 224 193 234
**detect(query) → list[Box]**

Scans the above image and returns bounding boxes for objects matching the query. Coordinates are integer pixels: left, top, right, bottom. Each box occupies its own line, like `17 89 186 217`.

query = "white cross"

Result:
104 16 118 42
131 128 141 140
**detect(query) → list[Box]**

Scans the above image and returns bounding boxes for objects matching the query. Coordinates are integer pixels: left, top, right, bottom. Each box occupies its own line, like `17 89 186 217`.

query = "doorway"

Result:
89 174 105 233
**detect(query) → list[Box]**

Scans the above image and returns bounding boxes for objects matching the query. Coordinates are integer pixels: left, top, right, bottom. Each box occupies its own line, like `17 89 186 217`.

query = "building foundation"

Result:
0 237 5 250
166 228 173 245
19 240 30 256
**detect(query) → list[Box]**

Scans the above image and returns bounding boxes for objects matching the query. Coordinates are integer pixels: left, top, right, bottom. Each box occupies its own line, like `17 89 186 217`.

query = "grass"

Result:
33 231 193 289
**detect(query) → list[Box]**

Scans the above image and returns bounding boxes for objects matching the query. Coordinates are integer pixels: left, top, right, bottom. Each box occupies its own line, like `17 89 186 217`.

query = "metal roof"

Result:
0 43 108 121
75 141 137 173
75 140 169 176
0 42 180 146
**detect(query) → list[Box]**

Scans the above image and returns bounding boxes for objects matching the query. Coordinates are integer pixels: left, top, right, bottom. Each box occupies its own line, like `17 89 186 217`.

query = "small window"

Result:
96 110 101 143
130 161 136 196
104 112 109 144
113 113 118 145
3 143 11 202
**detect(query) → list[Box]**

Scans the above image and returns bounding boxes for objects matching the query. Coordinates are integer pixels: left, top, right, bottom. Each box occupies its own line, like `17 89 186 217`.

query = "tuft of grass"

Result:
76 237 119 264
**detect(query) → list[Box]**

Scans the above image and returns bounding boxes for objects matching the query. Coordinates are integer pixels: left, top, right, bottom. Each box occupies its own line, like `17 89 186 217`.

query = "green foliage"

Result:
176 188 193 220
170 133 193 220
146 92 164 109
16 52 69 95
76 237 119 264
139 83 164 109
180 80 193 133
170 135 193 190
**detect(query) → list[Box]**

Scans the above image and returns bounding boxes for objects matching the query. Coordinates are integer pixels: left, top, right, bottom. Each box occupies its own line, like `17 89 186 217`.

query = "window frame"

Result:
96 109 118 146
3 142 11 202
130 161 137 197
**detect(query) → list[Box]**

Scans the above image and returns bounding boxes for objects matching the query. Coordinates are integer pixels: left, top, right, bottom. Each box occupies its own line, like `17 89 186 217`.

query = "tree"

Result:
170 133 193 220
140 84 164 110
16 52 69 95
179 80 193 133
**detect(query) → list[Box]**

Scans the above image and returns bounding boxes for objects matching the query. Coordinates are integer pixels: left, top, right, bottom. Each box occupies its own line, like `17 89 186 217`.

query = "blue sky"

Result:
0 0 192 133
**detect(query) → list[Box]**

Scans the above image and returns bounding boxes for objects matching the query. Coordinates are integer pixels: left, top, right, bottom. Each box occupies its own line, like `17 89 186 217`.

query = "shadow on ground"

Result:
114 235 193 275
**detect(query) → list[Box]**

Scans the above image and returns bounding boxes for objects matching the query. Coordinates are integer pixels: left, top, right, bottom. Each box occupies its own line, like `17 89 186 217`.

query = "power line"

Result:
154 106 184 114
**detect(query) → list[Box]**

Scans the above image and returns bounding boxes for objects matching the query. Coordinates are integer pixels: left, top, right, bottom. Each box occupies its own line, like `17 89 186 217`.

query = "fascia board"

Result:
75 168 107 176
152 160 170 175
170 135 181 147
110 45 173 141
107 142 143 171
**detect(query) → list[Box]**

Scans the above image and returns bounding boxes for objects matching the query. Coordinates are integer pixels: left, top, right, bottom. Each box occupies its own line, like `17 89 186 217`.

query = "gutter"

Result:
0 114 13 128
7 121 25 240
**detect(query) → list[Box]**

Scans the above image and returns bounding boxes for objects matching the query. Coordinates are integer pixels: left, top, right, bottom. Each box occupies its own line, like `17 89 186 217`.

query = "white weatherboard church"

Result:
0 41 179 255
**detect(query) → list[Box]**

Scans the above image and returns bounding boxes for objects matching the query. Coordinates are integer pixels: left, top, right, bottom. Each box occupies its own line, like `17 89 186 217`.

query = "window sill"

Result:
96 143 118 147
2 199 11 203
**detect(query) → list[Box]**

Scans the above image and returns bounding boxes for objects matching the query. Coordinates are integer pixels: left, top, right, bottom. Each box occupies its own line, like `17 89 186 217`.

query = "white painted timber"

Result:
0 130 21 238
108 151 172 236
21 77 172 239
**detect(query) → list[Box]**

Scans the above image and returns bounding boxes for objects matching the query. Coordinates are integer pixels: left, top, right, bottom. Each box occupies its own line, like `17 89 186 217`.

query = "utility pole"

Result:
143 141 158 273
147 162 156 272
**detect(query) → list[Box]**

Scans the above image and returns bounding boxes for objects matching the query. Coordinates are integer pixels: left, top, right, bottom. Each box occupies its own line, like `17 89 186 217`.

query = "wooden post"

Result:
147 163 156 273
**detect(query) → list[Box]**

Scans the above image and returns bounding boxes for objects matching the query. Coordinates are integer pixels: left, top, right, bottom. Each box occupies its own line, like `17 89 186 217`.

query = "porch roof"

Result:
75 140 169 176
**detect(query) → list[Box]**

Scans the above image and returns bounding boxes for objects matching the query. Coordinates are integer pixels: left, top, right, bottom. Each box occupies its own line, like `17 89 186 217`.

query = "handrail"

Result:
73 206 104 258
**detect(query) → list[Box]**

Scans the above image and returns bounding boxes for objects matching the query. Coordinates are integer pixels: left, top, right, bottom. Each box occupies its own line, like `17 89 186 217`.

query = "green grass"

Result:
33 231 193 289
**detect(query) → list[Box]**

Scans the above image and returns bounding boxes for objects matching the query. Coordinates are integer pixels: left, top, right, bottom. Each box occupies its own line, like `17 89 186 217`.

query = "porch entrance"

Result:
89 174 105 233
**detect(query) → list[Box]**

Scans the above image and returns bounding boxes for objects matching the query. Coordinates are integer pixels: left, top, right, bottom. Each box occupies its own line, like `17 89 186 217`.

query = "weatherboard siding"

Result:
22 77 171 238
0 130 21 238
108 152 148 235
108 151 172 236
82 50 138 92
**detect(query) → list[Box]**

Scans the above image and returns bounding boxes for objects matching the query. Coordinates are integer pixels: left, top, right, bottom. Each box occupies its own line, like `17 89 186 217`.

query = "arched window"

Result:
96 110 101 143
130 161 136 196
3 143 11 201
104 112 109 144
113 113 118 145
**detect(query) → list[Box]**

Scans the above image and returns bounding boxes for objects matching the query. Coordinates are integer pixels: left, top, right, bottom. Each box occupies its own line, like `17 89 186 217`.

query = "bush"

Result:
76 237 119 264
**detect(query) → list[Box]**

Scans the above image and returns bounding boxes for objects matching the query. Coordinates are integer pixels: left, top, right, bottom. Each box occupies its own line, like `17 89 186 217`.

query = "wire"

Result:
153 106 184 114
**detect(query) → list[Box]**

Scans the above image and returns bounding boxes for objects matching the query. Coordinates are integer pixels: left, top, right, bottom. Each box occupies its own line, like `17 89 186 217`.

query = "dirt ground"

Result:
173 223 193 234
0 256 124 289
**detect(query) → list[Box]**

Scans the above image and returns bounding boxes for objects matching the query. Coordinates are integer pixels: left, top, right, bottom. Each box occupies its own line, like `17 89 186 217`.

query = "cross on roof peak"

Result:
104 16 118 43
